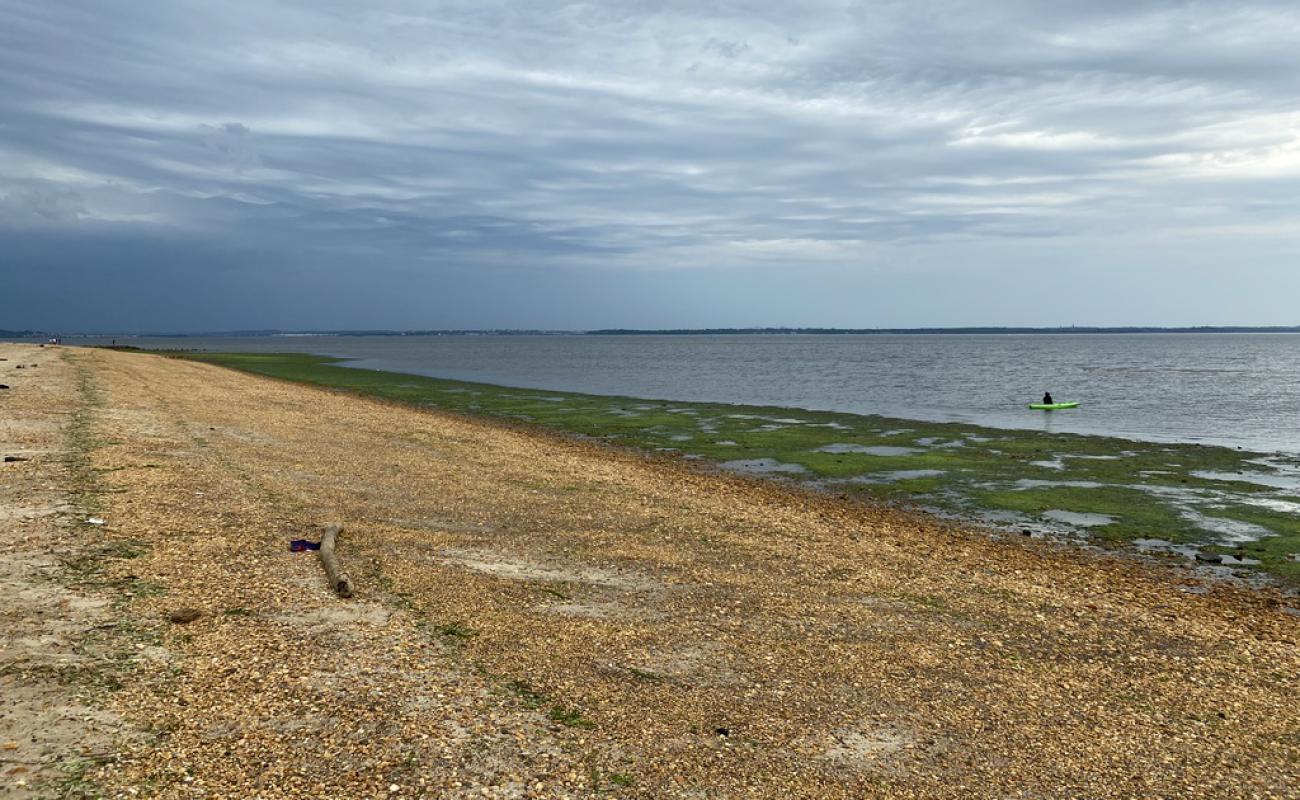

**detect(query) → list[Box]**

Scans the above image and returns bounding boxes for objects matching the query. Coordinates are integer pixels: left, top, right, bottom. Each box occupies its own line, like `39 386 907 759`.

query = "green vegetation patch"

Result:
432 621 477 640
547 705 596 729
505 680 547 710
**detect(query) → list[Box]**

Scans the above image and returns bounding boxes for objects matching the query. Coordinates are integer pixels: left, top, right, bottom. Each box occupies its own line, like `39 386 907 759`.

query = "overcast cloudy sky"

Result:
3 1 1300 331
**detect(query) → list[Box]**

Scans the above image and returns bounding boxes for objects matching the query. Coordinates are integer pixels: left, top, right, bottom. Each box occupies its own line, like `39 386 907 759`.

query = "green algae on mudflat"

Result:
175 351 1300 586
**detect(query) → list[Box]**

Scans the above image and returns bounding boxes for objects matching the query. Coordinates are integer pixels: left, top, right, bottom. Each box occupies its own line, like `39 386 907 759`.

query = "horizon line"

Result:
7 324 1300 338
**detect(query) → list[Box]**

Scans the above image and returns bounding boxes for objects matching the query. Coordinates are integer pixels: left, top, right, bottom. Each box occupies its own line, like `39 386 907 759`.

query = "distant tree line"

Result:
584 326 1300 335
11 325 1300 338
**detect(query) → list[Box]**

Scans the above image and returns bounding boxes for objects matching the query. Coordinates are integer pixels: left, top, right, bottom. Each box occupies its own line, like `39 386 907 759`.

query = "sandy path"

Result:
0 345 131 798
6 346 1297 798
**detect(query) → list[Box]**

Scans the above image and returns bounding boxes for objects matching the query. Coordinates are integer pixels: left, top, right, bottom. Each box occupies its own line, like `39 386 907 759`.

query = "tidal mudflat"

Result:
181 352 1300 586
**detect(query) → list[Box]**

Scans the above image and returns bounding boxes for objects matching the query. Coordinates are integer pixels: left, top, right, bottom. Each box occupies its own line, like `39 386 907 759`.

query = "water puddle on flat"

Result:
1042 509 1114 528
1138 484 1209 504
1240 496 1300 514
967 509 1089 540
1030 458 1066 470
852 469 946 484
1013 479 1104 490
1191 470 1300 492
1246 456 1300 472
1221 554 1263 565
977 509 1026 525
1133 538 1199 558
719 458 808 475
816 444 922 456
1180 509 1275 544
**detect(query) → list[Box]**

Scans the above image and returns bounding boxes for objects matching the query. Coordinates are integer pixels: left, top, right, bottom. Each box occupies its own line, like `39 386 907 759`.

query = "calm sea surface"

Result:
74 333 1300 454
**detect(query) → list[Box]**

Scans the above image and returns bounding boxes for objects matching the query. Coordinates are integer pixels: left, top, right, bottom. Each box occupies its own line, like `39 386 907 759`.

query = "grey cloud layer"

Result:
3 0 1299 329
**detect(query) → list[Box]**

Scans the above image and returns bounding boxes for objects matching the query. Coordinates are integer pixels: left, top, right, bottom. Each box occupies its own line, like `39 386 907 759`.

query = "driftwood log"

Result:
319 523 354 598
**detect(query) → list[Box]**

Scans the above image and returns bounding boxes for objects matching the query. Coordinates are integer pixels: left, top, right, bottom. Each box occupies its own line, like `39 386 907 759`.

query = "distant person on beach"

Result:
1042 391 1054 405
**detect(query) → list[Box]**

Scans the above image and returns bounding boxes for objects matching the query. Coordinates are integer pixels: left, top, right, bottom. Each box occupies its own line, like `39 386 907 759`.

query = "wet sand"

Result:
2 344 1297 798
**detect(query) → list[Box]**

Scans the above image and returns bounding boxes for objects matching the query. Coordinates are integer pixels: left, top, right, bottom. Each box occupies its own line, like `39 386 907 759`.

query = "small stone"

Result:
4 455 28 462
168 608 203 624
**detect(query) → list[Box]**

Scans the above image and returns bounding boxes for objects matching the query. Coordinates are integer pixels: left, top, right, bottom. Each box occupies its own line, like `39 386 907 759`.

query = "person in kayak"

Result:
1042 391 1054 405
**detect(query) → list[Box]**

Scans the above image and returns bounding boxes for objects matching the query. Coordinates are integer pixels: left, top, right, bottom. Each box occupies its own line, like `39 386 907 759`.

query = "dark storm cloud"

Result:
3 0 1300 329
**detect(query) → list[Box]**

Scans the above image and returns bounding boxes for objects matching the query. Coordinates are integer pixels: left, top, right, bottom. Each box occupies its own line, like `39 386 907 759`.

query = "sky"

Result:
3 0 1300 332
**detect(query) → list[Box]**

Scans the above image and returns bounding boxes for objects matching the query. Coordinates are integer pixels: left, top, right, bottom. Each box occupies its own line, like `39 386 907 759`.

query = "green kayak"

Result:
1028 401 1080 410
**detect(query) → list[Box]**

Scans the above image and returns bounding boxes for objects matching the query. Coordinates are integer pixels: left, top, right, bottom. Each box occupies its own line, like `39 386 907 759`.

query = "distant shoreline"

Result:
582 326 1300 336
6 325 1300 338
